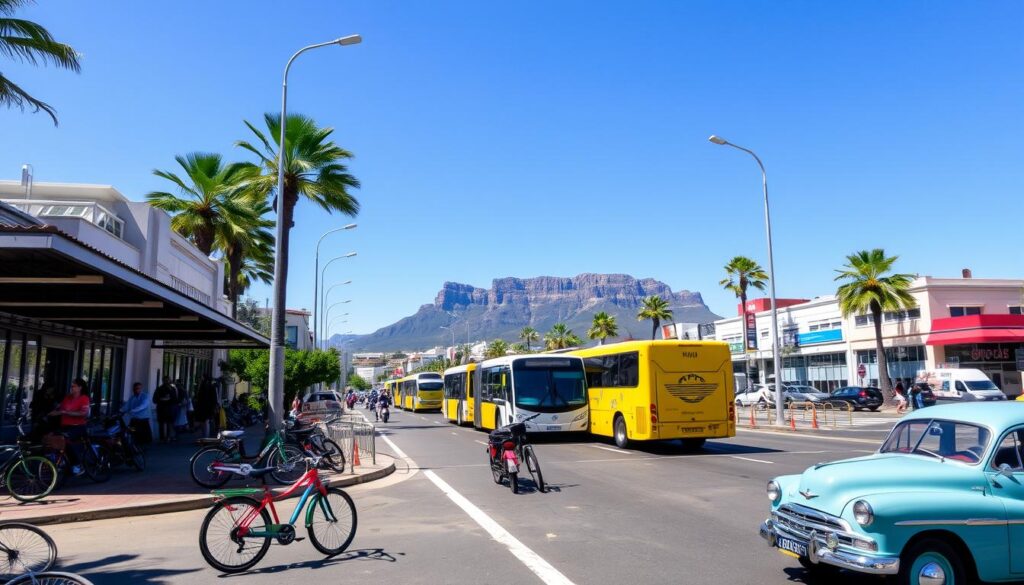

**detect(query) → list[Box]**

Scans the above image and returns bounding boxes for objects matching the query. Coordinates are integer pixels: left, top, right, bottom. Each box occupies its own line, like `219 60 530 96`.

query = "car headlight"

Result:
853 500 873 526
767 480 781 503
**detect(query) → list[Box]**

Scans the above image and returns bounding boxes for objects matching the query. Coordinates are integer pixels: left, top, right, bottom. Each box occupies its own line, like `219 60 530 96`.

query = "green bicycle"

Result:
189 429 307 489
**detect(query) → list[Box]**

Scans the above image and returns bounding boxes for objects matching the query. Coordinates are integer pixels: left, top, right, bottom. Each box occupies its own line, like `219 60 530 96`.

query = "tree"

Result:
146 152 256 257
637 295 673 340
519 327 539 352
235 298 269 335
222 348 341 409
835 249 916 399
455 344 472 365
347 373 370 391
544 323 582 350
587 311 619 345
217 199 274 318
0 0 80 125
511 343 528 354
720 256 768 388
485 339 509 359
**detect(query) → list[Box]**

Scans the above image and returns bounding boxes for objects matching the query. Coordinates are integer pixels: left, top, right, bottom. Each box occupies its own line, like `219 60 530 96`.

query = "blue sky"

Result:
3 1 1022 336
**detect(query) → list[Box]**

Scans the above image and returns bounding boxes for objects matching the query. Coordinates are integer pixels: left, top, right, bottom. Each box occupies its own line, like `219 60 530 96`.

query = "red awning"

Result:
926 329 1024 345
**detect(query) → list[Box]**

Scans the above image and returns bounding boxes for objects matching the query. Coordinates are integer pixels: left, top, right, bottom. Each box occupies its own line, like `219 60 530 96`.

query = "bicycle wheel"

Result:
0 522 57 580
198 496 271 574
128 442 145 472
269 445 307 485
5 456 58 503
7 571 94 584
82 444 111 483
306 487 357 556
523 445 545 493
318 439 345 473
190 447 233 489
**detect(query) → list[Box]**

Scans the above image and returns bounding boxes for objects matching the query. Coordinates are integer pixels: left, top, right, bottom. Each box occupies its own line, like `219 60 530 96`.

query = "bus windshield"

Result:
512 359 587 412
419 381 443 391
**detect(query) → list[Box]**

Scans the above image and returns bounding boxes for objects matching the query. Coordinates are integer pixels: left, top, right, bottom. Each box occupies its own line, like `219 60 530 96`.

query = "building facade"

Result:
711 274 1024 396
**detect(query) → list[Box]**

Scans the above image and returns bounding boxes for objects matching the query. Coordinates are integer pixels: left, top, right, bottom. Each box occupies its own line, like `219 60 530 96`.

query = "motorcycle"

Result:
379 403 389 423
88 413 145 471
487 413 545 494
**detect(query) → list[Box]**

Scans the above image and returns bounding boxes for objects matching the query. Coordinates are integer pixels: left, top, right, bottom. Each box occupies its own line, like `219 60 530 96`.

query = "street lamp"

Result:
318 280 352 348
708 134 784 426
322 301 351 343
267 33 362 431
313 224 357 348
318 252 356 345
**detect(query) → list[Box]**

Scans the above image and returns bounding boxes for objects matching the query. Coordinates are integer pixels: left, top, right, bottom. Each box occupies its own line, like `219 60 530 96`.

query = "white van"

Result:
916 368 1007 401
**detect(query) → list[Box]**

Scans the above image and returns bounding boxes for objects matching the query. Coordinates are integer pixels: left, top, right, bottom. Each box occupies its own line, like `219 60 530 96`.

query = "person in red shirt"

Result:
49 377 91 475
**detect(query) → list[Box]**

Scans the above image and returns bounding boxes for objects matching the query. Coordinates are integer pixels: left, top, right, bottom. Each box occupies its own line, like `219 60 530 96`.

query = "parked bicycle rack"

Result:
323 419 376 472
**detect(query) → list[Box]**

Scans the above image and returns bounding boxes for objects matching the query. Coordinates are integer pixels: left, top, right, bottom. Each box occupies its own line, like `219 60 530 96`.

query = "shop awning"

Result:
926 314 1024 346
0 225 267 348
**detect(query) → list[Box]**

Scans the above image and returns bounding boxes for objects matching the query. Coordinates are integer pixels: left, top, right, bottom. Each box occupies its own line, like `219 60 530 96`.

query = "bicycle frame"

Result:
220 467 336 538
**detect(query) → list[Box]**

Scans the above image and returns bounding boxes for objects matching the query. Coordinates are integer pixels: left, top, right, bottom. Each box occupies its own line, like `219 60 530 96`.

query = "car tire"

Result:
898 538 968 585
869 406 879 412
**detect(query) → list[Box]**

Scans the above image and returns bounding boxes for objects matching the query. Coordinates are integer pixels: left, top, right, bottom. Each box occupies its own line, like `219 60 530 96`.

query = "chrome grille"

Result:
774 503 855 546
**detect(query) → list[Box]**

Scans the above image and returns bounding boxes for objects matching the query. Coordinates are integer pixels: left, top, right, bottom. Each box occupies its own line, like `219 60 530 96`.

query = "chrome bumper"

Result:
760 519 900 575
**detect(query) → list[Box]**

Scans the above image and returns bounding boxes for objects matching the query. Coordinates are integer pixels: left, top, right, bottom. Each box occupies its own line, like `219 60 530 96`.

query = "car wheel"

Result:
898 538 968 585
869 406 879 412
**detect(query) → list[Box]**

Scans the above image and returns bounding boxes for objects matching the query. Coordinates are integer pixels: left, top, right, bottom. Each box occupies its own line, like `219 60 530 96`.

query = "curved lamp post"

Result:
318 253 356 344
318 280 352 348
267 34 362 431
313 224 356 346
708 134 783 426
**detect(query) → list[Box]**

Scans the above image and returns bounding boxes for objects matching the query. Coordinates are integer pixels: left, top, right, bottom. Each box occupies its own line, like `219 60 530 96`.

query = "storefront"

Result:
926 314 1024 396
855 345 928 389
782 352 848 392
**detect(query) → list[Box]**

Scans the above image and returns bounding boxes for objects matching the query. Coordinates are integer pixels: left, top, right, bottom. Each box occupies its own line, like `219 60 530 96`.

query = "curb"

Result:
23 456 396 526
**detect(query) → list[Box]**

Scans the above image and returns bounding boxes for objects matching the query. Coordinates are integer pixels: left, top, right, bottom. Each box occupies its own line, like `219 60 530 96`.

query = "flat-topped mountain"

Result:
339 273 721 351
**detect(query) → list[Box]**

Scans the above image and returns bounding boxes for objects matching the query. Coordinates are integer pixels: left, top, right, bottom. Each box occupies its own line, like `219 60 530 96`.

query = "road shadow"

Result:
63 553 201 585
221 548 402 577
783 566 863 584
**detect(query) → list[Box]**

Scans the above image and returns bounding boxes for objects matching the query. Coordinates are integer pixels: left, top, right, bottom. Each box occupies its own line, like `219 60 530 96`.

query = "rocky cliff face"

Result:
343 274 720 351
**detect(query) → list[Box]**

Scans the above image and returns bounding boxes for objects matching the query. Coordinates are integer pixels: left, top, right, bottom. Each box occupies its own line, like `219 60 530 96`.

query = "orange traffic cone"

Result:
749 406 756 428
790 411 797 431
811 408 820 430
352 441 361 467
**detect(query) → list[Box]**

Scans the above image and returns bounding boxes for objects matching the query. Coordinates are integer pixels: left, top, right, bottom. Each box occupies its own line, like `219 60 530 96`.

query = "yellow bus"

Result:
442 363 476 426
569 340 735 450
382 378 400 403
398 372 444 411
471 354 589 433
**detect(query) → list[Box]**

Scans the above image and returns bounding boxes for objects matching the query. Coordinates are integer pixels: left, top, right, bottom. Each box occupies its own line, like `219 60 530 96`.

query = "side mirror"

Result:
999 463 1016 479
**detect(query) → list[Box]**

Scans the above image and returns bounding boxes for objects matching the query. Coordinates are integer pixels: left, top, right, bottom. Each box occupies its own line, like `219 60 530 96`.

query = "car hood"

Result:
791 392 830 400
790 454 981 516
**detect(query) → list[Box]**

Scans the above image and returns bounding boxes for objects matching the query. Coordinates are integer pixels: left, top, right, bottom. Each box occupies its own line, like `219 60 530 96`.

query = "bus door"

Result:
465 364 476 425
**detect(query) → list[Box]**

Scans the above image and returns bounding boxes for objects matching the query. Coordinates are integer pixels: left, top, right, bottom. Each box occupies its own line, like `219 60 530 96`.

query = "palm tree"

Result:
0 0 80 125
236 113 359 343
835 249 916 398
637 296 673 340
519 326 539 352
587 312 619 345
485 339 509 359
146 152 254 256
544 323 582 350
216 199 274 318
720 256 768 387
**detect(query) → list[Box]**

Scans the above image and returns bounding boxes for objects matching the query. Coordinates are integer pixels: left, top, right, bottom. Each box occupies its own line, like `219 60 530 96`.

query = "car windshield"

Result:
965 380 999 391
881 419 991 465
512 358 587 412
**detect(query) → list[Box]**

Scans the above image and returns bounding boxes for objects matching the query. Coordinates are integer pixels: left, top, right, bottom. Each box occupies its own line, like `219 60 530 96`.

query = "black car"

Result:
909 382 937 407
824 386 885 411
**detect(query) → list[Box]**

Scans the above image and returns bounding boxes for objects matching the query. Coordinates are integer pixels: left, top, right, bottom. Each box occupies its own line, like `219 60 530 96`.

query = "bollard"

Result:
811 406 819 429
749 405 756 428
353 440 361 467
789 406 796 431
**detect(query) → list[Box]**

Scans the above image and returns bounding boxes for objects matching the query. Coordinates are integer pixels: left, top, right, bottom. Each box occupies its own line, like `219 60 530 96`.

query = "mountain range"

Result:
331 273 721 352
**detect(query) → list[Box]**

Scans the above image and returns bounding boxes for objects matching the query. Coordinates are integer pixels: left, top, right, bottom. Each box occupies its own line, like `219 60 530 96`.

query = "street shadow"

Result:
221 548 402 577
633 440 784 457
63 553 201 585
783 567 862 584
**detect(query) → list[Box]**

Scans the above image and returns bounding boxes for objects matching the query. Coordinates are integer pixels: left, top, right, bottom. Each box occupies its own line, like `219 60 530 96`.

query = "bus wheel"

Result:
680 438 706 451
457 407 463 426
614 415 630 449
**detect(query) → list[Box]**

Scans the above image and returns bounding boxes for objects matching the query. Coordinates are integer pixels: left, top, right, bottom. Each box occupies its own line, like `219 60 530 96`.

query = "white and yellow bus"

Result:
570 340 735 450
471 355 589 433
398 372 444 411
442 363 477 426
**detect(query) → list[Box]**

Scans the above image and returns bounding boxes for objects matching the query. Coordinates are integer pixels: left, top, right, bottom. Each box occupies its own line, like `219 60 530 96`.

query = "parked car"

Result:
823 386 884 411
917 368 1007 401
760 402 1024 584
735 386 768 408
302 390 344 414
782 384 831 403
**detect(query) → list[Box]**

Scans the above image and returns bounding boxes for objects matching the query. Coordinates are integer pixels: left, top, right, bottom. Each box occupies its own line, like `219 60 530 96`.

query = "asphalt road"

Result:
44 409 896 585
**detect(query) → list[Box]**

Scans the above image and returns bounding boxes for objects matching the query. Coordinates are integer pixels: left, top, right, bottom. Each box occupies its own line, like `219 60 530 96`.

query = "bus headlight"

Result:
767 480 781 503
853 500 874 526
572 412 587 422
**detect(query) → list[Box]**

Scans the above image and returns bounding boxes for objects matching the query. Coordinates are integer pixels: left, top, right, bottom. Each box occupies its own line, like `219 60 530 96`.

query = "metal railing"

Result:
735 400 854 428
324 418 376 472
170 275 212 306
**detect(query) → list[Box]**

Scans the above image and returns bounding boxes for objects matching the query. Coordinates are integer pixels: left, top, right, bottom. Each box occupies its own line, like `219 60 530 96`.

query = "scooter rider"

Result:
377 390 392 420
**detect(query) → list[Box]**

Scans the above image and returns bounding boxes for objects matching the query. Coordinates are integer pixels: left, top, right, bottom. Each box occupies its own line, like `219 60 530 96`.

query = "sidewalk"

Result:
0 433 395 526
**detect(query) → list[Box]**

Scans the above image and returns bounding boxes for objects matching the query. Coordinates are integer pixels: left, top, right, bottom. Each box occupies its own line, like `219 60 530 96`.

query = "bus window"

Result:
617 352 639 386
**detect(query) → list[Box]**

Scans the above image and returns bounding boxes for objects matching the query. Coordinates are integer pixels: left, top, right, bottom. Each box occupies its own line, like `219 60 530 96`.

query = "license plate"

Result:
546 425 560 431
776 536 807 558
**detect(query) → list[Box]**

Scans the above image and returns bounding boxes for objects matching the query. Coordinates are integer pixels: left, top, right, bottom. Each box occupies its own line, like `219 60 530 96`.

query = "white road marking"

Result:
737 427 882 445
474 440 488 446
451 432 458 436
424 469 577 585
378 432 409 459
433 421 441 424
588 444 633 455
729 456 774 464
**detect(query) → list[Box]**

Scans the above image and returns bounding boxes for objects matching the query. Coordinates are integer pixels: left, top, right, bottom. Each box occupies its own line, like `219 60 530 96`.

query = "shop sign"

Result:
729 342 744 354
745 311 757 351
797 329 843 345
947 346 1014 363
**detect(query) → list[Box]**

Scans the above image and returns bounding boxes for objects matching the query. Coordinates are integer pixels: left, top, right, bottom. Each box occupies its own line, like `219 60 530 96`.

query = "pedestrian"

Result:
894 382 907 415
48 377 90 476
173 379 190 433
909 382 921 411
122 382 153 445
194 374 218 438
29 379 60 442
290 395 302 419
154 376 177 442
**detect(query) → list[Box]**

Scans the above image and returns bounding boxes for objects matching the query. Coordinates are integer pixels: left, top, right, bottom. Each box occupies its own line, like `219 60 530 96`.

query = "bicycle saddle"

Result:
219 430 245 439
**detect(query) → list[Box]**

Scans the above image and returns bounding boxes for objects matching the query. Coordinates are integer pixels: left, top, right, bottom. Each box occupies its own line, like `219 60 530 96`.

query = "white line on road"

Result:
737 427 882 445
433 421 440 424
451 432 458 436
730 456 774 464
587 444 634 455
474 440 488 446
423 469 577 585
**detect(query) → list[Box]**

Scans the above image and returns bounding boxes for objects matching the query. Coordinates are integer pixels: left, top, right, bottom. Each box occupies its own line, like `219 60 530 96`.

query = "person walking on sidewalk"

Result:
122 382 153 445
193 374 218 438
154 376 177 442
893 382 908 415
49 377 90 476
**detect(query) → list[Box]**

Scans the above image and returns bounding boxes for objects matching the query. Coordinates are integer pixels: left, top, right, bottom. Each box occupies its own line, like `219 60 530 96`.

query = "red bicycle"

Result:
198 459 357 573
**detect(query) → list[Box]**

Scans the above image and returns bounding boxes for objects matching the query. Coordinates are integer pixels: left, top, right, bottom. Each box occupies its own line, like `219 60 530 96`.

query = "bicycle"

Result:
41 432 111 486
0 422 58 503
88 414 144 472
285 419 345 473
190 429 307 489
7 571 94 584
487 413 545 494
0 522 57 581
198 458 357 573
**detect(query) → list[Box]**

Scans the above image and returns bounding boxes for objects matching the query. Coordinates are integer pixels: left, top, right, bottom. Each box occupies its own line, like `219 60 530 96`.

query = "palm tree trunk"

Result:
871 301 892 400
228 250 243 320
651 318 659 340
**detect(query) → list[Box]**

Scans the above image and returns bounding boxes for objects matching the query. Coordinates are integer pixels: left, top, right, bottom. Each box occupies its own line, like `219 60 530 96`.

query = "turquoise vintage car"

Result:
760 402 1024 585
